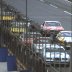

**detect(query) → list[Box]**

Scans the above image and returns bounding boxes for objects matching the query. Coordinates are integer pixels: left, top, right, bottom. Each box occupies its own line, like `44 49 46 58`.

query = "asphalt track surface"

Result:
4 0 72 31
38 0 72 13
3 0 71 72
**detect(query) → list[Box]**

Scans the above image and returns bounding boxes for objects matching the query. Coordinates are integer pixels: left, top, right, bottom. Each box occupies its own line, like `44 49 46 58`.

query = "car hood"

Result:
64 37 72 42
46 26 64 30
45 52 70 58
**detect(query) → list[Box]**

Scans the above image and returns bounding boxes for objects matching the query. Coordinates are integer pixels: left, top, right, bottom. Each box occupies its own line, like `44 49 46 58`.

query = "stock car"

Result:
40 21 64 36
32 39 64 54
41 45 70 65
31 42 70 65
56 31 72 49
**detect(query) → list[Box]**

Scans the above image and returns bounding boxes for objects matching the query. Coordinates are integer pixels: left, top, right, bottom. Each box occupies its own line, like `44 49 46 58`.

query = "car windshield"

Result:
45 48 65 52
45 22 61 26
61 32 72 37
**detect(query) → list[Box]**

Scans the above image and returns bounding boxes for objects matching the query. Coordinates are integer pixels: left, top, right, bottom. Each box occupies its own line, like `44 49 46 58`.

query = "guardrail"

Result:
1 29 47 72
2 28 71 72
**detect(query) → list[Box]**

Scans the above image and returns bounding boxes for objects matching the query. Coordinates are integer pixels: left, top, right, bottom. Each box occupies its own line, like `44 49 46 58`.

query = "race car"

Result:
56 31 72 49
40 21 64 36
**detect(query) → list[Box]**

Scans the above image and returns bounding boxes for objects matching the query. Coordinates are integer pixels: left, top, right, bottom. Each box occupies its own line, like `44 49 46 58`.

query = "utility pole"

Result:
0 0 3 47
26 0 28 40
26 0 28 28
25 0 28 65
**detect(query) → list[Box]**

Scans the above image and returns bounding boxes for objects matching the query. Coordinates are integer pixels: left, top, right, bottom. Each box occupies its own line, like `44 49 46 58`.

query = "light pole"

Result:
26 0 28 27
25 0 28 32
25 0 28 65
0 0 3 47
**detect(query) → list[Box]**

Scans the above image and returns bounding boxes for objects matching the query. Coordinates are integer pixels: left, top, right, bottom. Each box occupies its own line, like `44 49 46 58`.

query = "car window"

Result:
45 22 61 26
45 48 64 52
61 32 72 37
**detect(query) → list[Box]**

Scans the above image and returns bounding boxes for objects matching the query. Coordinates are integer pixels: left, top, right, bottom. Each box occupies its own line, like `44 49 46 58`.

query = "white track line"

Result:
64 11 72 15
40 0 44 2
50 4 58 8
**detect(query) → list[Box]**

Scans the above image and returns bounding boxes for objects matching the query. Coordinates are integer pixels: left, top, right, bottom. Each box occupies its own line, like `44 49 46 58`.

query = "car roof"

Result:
45 21 60 23
42 44 65 52
60 31 72 33
44 44 64 48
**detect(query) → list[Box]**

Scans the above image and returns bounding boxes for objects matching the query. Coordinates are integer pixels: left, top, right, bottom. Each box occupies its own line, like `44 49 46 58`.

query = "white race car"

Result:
41 44 70 65
56 31 72 49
